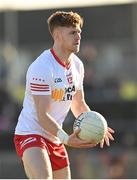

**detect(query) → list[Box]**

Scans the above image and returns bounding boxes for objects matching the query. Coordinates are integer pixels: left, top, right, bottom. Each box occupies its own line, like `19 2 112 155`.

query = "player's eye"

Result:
71 31 81 35
71 31 76 35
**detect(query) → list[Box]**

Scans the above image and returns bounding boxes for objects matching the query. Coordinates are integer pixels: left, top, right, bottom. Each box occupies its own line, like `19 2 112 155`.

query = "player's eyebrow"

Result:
71 29 82 33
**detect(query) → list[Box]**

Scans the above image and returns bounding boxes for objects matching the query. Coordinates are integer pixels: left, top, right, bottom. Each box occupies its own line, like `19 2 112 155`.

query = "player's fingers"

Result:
108 127 115 133
100 138 104 148
73 128 81 134
107 131 114 141
104 135 110 146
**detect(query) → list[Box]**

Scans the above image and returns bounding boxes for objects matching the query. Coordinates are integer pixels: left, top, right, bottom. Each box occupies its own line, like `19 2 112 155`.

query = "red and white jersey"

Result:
15 49 84 143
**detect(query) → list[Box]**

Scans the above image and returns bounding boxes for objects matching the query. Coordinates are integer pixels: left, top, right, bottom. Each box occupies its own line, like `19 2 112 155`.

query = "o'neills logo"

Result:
51 85 75 101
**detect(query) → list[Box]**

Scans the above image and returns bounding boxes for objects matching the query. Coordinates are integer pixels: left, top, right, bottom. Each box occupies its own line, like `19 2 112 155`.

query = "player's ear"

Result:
52 28 60 41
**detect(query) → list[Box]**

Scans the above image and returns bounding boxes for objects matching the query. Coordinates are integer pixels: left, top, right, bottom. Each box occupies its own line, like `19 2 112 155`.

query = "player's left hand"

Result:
100 127 115 148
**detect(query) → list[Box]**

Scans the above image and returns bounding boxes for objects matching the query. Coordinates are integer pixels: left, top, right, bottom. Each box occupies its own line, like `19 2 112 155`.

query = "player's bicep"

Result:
27 63 52 96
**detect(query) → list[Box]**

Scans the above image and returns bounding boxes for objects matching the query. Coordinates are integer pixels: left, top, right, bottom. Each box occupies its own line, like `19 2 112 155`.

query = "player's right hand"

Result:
67 128 97 148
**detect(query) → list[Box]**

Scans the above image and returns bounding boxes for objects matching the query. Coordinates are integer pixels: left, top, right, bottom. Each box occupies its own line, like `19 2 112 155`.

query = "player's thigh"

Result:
53 165 71 179
22 147 52 179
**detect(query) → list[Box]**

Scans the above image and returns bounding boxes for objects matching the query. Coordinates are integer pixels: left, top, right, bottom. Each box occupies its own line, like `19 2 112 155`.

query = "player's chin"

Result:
72 47 80 53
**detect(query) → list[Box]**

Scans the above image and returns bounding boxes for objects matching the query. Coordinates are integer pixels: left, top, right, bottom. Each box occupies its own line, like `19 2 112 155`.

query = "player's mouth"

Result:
74 42 80 46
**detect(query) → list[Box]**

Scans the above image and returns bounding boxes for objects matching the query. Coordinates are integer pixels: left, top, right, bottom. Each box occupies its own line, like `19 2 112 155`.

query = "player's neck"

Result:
52 45 72 65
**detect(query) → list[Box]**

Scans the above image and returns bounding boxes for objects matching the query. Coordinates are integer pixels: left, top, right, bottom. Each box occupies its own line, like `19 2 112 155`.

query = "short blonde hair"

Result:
47 11 83 34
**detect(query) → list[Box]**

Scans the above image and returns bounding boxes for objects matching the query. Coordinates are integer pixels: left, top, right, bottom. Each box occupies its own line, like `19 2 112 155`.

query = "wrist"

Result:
57 129 69 145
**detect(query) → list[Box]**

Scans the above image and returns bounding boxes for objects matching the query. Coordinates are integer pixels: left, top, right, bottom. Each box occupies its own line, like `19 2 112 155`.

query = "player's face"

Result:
58 25 82 53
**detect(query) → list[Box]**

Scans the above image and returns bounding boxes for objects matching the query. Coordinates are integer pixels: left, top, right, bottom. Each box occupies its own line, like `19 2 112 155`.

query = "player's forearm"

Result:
71 90 91 118
33 95 69 144
71 100 90 118
37 112 69 144
37 111 61 136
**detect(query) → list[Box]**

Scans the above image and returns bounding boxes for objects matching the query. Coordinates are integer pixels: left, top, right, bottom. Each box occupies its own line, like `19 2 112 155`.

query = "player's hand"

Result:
100 127 115 148
67 128 97 148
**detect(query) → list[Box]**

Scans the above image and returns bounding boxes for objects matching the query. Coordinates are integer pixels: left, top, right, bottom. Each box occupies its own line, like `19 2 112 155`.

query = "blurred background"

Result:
0 0 137 178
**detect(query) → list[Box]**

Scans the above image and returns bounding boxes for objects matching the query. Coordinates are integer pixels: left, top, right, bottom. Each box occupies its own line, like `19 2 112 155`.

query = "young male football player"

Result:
14 11 114 179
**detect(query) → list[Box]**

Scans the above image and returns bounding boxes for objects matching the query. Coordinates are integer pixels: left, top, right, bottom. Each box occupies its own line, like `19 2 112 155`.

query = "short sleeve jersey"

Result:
15 49 84 143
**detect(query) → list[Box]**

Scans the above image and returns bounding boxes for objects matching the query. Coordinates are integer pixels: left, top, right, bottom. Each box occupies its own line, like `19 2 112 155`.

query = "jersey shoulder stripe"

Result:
30 83 50 92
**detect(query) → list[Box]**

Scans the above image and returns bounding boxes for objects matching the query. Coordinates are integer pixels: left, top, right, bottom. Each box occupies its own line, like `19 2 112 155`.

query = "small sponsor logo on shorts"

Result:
20 137 37 149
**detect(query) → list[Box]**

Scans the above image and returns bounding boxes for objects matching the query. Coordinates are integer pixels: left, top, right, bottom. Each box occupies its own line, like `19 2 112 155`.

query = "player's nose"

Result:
76 33 81 40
